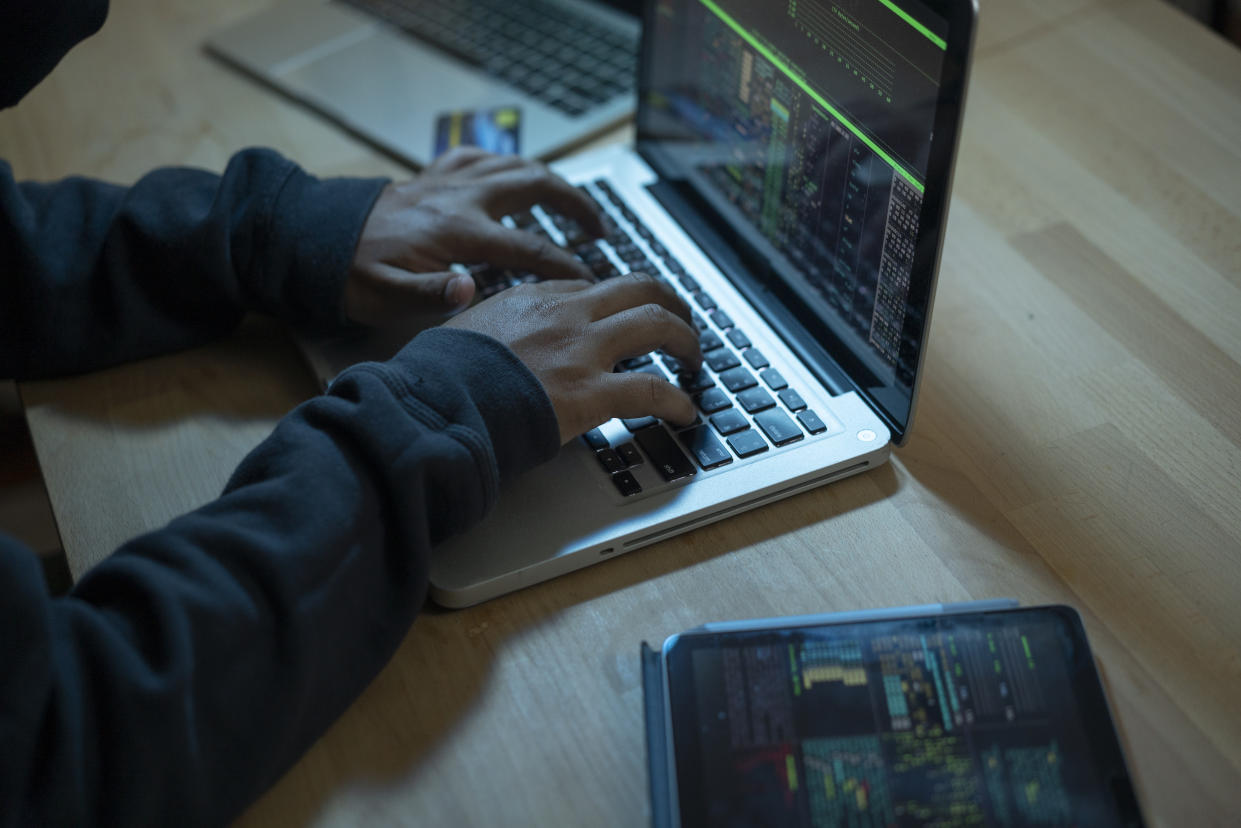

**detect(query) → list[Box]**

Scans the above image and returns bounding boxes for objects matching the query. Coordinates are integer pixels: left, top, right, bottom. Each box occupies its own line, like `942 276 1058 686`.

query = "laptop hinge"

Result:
644 178 860 401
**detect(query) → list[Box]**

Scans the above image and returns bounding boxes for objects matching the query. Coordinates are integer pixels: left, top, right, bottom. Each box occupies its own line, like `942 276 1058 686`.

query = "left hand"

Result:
343 148 604 327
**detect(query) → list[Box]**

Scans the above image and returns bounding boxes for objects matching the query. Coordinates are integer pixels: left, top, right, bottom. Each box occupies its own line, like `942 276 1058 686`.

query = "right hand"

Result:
445 272 703 444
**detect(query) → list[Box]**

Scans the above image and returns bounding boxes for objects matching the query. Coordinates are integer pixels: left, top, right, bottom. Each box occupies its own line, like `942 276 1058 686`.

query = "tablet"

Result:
642 603 1144 827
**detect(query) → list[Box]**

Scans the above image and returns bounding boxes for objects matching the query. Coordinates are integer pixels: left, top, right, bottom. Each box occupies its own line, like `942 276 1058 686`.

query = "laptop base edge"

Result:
428 444 890 609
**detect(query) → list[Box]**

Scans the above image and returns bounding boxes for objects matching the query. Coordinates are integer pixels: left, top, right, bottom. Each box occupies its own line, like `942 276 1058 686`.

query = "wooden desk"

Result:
4 0 1240 823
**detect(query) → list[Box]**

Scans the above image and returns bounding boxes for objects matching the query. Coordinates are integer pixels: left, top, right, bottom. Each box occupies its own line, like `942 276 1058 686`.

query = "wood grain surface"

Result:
3 0 1239 824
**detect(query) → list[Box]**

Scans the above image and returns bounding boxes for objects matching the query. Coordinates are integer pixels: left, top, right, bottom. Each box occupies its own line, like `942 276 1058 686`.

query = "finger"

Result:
589 302 702 372
460 221 597 282
427 145 495 173
578 271 695 327
456 153 530 179
595 371 698 427
524 277 595 295
346 263 476 326
478 165 605 237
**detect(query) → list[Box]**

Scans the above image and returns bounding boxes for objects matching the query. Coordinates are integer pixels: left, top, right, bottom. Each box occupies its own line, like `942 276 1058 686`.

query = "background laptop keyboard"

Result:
337 0 637 116
469 181 839 498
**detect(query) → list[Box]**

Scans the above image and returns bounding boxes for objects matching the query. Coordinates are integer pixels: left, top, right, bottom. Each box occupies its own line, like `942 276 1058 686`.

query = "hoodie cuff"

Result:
261 162 389 332
381 327 561 488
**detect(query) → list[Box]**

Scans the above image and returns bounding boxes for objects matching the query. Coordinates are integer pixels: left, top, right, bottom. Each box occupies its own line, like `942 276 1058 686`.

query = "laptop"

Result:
205 0 643 167
303 0 977 607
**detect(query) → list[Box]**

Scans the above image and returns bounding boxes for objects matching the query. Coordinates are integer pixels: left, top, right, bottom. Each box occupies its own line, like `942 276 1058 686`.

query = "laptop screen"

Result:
636 0 967 441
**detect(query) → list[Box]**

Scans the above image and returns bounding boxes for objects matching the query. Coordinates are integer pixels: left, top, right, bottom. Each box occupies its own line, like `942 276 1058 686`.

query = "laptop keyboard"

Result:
337 0 637 116
470 180 839 499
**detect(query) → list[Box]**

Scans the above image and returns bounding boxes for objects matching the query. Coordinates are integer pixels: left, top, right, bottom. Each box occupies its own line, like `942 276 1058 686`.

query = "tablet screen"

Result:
664 606 1142 826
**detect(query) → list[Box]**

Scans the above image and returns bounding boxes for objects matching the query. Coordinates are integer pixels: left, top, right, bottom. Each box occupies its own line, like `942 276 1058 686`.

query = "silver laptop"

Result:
205 0 643 167
303 0 977 606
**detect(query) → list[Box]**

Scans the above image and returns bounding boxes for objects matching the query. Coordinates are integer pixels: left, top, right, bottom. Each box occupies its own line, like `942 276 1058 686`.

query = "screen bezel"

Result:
634 0 979 444
662 605 1145 827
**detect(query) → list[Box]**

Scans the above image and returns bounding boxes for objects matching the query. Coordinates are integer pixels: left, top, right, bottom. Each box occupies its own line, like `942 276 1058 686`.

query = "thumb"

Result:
345 264 477 326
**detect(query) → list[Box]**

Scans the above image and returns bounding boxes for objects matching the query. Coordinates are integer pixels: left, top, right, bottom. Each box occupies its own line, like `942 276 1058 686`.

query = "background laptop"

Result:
303 0 976 607
205 0 643 167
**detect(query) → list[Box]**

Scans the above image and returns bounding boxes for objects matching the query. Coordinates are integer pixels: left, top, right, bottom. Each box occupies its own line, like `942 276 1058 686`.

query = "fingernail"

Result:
445 273 474 308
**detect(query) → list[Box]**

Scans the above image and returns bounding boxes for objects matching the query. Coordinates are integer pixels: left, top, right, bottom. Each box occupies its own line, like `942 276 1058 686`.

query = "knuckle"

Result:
638 302 671 327
644 374 663 408
533 296 562 318
421 203 459 233
514 161 550 188
525 233 553 261
440 146 481 167
520 287 564 318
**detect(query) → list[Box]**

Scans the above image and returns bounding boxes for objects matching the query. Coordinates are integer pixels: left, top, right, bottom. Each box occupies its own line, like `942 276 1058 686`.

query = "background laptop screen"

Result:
636 0 952 436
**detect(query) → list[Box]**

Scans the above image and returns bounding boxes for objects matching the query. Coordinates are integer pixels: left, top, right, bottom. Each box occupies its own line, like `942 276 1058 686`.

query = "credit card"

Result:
433 107 521 158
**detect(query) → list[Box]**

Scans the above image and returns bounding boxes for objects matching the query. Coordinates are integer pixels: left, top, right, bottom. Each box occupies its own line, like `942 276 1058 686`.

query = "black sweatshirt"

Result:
0 2 561 824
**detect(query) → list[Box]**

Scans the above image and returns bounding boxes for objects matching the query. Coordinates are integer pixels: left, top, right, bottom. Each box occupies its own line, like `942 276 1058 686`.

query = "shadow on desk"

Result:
238 462 901 826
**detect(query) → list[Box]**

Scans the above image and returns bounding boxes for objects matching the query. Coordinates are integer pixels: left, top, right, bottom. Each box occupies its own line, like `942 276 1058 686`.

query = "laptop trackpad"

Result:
279 30 525 165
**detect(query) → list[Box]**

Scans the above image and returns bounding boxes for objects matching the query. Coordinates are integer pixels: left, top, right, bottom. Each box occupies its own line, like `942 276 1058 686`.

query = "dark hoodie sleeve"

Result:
0 327 562 828
0 0 109 110
0 151 389 379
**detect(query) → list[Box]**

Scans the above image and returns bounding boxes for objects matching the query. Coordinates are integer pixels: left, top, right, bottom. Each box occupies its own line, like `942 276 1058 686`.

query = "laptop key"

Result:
755 409 804 446
612 239 639 257
623 416 659 432
736 387 776 413
582 428 609 451
727 429 769 458
778 388 807 412
719 366 757 392
695 387 732 414
635 427 697 482
797 409 829 435
611 470 642 497
743 348 770 369
661 355 687 375
620 354 653 370
557 219 593 248
692 291 717 311
594 261 621 280
624 252 653 272
726 329 751 349
679 368 715 393
709 309 734 330
578 246 608 269
616 442 643 467
705 349 741 373
596 448 625 474
760 368 788 390
709 409 749 435
678 425 733 470
699 330 723 352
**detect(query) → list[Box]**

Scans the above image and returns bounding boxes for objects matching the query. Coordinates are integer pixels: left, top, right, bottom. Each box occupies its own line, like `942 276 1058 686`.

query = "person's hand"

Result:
344 147 604 327
445 272 703 444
